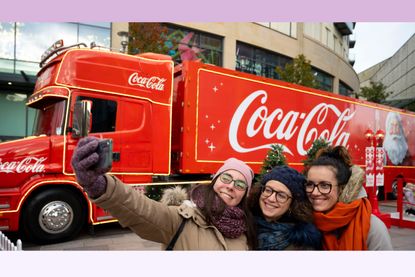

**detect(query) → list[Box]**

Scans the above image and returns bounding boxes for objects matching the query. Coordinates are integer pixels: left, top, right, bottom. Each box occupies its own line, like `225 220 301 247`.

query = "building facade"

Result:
113 22 359 95
1 22 359 142
358 34 415 111
0 22 111 142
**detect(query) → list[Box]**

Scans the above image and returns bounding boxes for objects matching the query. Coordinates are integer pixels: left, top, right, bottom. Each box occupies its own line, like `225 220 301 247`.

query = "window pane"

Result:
77 96 117 133
0 92 27 138
236 41 291 80
79 24 111 48
312 68 333 92
166 24 223 66
0 22 14 59
16 22 78 62
339 81 353 96
15 60 38 75
80 22 111 28
0 58 15 73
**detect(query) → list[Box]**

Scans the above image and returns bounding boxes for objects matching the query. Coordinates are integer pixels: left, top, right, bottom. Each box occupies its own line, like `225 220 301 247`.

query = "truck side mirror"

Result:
72 100 92 138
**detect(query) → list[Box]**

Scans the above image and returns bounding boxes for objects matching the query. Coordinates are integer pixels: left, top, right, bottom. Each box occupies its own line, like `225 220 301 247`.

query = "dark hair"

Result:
304 145 352 188
248 181 314 224
192 176 257 249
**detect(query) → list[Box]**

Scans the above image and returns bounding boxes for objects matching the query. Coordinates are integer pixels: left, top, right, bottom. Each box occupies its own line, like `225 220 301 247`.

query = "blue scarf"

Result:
256 216 322 250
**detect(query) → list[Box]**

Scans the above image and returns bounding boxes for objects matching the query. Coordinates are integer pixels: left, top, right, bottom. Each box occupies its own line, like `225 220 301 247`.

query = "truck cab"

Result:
0 40 175 243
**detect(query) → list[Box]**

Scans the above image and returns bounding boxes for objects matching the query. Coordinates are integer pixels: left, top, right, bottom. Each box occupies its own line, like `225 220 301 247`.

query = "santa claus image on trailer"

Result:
383 112 413 166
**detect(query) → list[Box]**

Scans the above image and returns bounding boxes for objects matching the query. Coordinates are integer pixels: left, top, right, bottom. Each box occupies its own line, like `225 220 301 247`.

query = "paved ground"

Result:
8 200 415 251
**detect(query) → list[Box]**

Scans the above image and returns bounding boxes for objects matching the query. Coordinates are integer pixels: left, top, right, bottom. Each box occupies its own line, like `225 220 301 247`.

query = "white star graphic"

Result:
208 143 216 152
213 86 218 93
205 139 210 144
210 124 216 131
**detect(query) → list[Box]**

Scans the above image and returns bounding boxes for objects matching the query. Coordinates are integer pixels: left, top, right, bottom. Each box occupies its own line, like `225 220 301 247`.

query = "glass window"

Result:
15 60 38 75
236 41 291 80
0 22 111 75
77 96 117 133
32 99 66 136
79 22 111 28
0 92 28 138
339 81 353 97
312 67 333 92
16 22 78 62
79 24 111 48
165 24 223 66
0 22 14 59
0 59 15 73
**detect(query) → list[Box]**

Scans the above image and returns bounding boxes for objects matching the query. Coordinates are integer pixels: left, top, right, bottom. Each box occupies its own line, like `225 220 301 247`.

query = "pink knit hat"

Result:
213 158 254 191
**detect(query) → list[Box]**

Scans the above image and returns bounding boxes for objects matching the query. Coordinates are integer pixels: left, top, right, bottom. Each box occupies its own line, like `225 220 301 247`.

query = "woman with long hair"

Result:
249 165 321 250
304 146 393 250
71 136 256 250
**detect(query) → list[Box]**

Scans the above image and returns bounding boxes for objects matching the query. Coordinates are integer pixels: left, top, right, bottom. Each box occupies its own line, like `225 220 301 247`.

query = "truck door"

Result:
65 93 119 174
65 92 153 175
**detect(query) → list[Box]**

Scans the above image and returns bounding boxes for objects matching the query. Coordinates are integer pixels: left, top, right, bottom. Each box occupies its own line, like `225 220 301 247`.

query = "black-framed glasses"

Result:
219 173 248 191
305 181 334 195
261 186 292 203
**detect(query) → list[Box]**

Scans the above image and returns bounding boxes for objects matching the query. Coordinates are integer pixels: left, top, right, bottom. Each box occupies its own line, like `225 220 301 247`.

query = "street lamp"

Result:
365 128 388 221
117 31 129 53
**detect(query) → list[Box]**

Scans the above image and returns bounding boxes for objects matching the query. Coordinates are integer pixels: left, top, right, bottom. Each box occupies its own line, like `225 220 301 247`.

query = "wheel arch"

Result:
18 180 91 230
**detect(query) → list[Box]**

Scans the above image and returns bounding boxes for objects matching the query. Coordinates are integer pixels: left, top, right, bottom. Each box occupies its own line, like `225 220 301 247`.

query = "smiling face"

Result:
213 169 247 207
306 166 340 212
259 180 292 222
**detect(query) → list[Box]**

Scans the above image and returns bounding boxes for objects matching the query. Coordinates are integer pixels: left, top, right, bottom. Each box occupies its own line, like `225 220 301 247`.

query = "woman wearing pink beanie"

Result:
71 136 256 250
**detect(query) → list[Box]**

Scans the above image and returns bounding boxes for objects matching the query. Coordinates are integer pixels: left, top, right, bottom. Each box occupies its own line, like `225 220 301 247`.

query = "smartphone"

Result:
95 139 113 170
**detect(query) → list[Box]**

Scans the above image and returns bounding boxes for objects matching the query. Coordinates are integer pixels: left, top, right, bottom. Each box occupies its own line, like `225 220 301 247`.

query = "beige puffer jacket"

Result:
92 175 249 250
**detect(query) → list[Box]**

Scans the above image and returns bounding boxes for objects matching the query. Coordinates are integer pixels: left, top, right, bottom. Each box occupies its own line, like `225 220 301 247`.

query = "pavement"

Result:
12 200 415 251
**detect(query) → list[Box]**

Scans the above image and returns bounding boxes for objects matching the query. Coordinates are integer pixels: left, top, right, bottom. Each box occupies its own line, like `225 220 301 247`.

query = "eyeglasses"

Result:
261 186 292 203
305 181 334 195
219 173 248 191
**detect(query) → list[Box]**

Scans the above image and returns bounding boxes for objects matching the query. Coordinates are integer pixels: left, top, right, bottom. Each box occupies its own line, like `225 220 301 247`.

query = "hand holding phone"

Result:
95 139 113 171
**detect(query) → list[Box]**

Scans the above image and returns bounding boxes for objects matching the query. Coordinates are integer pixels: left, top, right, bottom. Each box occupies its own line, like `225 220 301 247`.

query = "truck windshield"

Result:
32 100 67 136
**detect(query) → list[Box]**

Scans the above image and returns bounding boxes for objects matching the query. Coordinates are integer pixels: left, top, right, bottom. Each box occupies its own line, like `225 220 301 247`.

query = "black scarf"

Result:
256 216 322 250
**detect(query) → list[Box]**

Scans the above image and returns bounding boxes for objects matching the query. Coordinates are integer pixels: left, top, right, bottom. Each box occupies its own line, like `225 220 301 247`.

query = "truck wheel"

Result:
22 188 86 244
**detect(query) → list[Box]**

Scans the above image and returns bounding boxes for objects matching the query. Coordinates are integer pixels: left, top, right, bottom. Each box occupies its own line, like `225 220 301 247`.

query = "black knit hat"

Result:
260 165 307 200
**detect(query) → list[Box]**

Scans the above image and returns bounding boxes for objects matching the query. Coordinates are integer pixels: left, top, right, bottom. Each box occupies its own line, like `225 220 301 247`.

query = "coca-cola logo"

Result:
0 157 47 174
128 72 166 91
229 90 356 156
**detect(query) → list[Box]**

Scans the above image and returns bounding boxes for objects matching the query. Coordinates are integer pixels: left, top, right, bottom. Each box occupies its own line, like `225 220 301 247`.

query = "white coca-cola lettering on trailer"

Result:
229 90 356 155
0 157 47 173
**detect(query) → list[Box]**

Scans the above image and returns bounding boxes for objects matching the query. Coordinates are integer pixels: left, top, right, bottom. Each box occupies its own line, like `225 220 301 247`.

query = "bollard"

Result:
0 230 23 251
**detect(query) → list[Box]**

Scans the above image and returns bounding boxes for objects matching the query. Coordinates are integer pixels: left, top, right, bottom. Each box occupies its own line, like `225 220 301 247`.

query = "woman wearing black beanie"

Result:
248 165 322 250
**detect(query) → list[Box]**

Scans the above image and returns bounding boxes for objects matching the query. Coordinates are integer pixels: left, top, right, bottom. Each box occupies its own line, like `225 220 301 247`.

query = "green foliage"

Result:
275 54 318 88
128 23 171 55
358 81 392 104
257 144 287 182
302 138 330 169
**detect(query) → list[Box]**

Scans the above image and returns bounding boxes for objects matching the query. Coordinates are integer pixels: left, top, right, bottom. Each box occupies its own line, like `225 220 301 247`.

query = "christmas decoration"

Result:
302 138 330 170
257 144 287 182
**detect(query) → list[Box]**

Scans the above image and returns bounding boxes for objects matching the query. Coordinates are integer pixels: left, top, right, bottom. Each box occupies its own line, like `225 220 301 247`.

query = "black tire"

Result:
21 187 86 244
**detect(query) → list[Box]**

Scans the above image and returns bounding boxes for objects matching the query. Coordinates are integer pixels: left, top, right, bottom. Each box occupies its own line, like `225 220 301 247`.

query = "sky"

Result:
351 22 415 73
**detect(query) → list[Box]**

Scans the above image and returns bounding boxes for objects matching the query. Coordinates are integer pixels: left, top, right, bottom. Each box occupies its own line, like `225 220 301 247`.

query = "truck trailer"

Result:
0 40 414 243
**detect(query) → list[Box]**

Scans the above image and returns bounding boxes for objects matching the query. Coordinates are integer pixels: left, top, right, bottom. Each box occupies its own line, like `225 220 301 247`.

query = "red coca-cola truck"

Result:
0 41 414 243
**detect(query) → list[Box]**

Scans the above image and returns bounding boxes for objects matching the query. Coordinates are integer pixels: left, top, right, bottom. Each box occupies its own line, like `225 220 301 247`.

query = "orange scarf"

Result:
313 198 372 250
